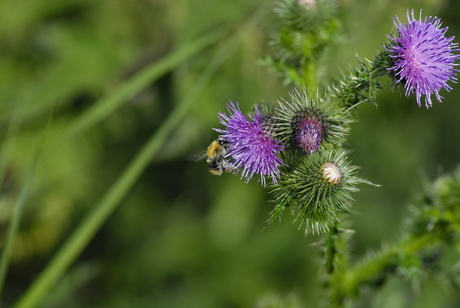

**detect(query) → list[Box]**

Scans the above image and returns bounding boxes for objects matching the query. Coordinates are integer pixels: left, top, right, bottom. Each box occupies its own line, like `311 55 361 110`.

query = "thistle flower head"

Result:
386 9 460 108
294 114 324 154
267 150 364 234
276 89 350 155
215 102 285 186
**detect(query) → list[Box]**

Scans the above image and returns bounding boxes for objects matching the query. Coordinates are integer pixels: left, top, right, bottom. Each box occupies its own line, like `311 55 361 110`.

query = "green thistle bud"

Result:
267 150 366 234
275 88 351 155
266 0 341 86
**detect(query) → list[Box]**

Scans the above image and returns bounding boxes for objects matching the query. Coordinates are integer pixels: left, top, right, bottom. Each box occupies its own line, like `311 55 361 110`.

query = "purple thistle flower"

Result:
386 10 460 108
215 102 285 185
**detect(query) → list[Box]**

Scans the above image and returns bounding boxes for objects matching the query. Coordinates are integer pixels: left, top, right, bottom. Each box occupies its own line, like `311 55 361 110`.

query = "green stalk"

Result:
0 106 24 295
14 4 270 307
0 102 57 298
0 161 37 297
303 60 317 90
328 232 441 307
346 232 440 290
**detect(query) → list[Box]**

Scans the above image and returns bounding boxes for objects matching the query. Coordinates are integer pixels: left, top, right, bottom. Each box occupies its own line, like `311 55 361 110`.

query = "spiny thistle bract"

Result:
408 167 460 237
275 89 351 155
268 150 365 234
331 58 383 108
385 9 460 108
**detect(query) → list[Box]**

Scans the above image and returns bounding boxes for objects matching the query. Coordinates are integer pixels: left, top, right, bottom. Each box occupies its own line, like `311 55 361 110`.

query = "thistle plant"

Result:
210 2 460 307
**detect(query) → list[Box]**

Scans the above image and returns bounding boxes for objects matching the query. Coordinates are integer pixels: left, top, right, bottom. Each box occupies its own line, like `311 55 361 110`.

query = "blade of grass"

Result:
0 105 24 191
0 102 57 298
0 104 27 297
14 3 271 307
0 159 37 298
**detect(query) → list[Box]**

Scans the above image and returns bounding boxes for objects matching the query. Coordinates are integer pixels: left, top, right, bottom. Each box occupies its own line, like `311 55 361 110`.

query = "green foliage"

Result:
255 293 302 308
409 167 460 240
1 0 460 307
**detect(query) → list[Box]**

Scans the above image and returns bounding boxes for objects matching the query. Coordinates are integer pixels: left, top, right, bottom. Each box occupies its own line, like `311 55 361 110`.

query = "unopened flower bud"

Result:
298 0 316 9
293 109 326 154
276 89 350 155
321 162 342 185
268 150 363 234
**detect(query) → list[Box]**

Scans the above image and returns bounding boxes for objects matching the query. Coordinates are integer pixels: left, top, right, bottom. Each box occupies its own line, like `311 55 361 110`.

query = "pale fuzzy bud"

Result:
321 162 342 184
298 0 316 9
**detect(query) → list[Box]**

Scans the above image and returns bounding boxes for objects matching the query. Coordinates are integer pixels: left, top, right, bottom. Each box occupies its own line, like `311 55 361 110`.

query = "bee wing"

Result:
188 150 207 162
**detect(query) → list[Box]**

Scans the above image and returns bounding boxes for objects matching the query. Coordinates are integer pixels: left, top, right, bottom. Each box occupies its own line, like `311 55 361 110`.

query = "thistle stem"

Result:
327 231 442 307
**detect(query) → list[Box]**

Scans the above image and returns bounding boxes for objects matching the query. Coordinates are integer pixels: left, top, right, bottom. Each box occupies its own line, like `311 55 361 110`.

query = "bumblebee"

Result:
196 137 234 176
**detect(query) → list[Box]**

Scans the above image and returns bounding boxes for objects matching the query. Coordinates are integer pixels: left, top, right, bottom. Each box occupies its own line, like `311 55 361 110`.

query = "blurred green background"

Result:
1 0 460 307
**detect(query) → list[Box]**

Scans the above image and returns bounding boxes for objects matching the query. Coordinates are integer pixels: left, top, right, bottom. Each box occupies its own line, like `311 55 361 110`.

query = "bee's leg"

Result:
222 159 235 173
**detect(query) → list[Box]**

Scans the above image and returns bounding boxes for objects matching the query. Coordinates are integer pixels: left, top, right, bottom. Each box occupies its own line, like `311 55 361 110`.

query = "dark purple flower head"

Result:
215 102 285 185
293 110 326 155
386 10 460 108
276 89 348 155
